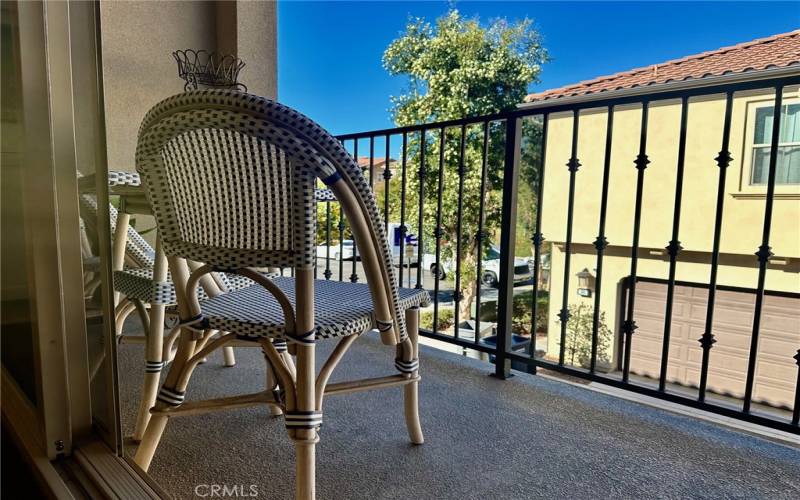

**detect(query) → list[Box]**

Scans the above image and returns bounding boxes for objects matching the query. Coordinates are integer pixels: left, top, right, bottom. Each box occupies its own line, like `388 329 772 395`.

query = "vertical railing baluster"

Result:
384 134 392 234
529 115 549 372
744 86 785 413
792 349 800 426
433 128 446 333
324 199 332 280
495 117 523 379
474 121 491 345
453 124 467 340
698 92 734 402
339 139 351 282
590 107 614 373
621 102 651 383
350 139 360 283
558 111 581 366
338 213 345 281
416 130 426 289
369 135 375 191
659 96 689 391
399 133 408 287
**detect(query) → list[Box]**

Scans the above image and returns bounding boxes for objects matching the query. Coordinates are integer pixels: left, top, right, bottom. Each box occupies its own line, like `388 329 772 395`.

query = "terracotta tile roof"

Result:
356 156 396 169
525 30 800 103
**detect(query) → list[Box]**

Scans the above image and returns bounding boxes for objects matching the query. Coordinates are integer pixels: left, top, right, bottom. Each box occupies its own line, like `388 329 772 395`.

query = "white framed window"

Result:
748 100 800 186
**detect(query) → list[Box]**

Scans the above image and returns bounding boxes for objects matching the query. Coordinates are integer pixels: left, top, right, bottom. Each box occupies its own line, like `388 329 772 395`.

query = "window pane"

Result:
754 106 773 145
751 147 770 184
750 146 800 185
778 145 800 184
781 104 799 143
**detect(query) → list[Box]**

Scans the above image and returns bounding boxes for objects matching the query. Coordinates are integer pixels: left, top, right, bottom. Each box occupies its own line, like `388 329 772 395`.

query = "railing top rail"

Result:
336 74 800 140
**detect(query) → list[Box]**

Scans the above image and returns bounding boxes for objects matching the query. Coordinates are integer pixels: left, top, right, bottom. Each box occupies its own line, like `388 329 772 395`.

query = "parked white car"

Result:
422 244 532 286
316 222 421 264
316 239 355 260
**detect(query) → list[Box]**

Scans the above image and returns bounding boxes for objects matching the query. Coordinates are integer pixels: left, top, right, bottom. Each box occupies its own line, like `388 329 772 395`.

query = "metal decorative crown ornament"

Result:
173 49 247 92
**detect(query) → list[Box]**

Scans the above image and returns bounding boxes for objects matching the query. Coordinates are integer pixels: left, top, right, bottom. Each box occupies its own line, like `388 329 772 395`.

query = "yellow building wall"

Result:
538 88 800 362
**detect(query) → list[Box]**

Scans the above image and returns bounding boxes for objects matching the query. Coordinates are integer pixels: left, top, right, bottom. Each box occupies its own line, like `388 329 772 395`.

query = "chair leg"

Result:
161 325 181 363
133 301 165 441
134 329 197 471
222 346 236 367
114 299 135 336
295 438 316 500
111 212 130 307
193 331 213 364
403 307 424 444
264 347 283 417
282 351 297 379
292 342 317 500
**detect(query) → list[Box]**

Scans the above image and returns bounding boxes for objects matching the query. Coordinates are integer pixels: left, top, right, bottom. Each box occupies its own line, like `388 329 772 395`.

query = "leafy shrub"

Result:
511 290 549 336
420 308 455 332
561 303 612 368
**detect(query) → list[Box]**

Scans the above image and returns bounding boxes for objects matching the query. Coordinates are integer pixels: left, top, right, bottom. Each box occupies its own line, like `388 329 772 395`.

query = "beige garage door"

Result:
628 279 799 409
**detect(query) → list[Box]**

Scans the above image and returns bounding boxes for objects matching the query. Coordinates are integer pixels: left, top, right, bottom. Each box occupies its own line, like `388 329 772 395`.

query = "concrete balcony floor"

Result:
119 332 800 499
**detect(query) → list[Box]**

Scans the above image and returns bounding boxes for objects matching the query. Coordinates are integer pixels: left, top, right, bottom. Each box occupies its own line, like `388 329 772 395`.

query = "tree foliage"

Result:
382 10 547 318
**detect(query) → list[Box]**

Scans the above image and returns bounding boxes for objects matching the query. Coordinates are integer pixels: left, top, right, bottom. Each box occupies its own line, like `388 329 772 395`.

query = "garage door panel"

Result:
710 330 754 351
760 311 800 334
756 361 796 382
758 336 798 357
709 350 749 371
689 303 708 321
629 279 799 409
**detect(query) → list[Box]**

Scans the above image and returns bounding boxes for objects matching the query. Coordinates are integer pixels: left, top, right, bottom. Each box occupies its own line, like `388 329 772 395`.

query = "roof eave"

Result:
518 65 800 109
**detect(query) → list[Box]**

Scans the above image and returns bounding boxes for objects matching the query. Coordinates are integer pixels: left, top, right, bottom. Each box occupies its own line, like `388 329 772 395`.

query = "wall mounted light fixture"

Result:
576 268 595 297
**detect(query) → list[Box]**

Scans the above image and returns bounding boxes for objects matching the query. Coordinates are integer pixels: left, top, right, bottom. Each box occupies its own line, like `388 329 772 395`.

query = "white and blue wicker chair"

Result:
132 90 429 499
78 178 265 441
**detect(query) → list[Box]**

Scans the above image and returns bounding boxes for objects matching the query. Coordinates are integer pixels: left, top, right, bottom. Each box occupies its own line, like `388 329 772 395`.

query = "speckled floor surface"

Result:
118 331 800 500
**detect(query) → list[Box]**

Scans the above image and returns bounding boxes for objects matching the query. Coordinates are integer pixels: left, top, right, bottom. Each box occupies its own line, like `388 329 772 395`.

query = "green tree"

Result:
383 10 547 319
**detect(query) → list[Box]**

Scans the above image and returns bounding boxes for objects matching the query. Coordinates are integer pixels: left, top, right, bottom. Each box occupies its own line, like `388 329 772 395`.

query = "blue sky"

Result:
277 1 799 135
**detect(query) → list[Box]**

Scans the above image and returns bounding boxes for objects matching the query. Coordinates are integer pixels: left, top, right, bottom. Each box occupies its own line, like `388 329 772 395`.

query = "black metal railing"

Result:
325 74 800 434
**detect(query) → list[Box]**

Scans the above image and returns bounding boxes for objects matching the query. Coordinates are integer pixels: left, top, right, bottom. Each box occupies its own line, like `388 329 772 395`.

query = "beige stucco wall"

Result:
101 0 277 171
539 85 800 362
99 1 277 240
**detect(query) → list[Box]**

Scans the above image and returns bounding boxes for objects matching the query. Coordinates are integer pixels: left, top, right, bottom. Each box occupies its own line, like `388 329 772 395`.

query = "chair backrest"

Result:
136 90 407 341
78 193 156 269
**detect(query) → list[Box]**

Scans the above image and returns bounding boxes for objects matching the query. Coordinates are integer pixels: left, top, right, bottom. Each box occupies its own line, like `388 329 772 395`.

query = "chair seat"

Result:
200 277 431 340
113 267 266 305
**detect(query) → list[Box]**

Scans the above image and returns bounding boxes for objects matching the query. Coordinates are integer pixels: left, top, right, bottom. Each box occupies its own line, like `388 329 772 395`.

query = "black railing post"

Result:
383 134 392 234
621 102 650 383
529 114 549 374
416 130 426 289
494 117 523 379
793 349 800 427
433 127 446 333
698 92 734 402
590 106 614 373
744 86 784 413
659 96 689 391
473 122 491 349
453 124 467 340
324 200 332 280
398 133 408 287
558 111 581 366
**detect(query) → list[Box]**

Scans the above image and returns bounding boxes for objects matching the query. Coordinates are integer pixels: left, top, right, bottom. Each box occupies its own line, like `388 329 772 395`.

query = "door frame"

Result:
1 1 161 496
